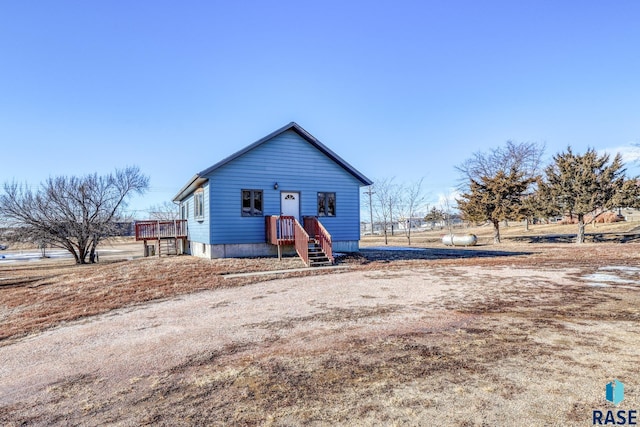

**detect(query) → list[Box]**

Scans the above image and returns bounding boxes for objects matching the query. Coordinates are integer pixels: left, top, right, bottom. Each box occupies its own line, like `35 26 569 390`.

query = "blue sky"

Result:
2 1 640 217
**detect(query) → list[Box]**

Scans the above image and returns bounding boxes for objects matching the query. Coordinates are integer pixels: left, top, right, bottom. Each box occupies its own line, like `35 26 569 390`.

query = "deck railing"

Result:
303 216 315 238
266 216 278 245
304 216 333 264
135 220 188 241
266 215 310 266
293 219 310 266
265 215 296 244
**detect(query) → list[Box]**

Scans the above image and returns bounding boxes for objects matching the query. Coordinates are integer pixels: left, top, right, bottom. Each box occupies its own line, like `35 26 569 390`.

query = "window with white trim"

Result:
194 189 204 220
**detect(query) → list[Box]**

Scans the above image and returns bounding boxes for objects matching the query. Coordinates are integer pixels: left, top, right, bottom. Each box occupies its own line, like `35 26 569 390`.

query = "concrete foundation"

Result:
189 241 209 258
209 243 296 258
332 241 359 253
187 240 360 259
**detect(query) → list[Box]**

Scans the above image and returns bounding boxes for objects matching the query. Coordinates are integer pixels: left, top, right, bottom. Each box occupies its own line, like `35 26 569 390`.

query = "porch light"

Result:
273 182 279 190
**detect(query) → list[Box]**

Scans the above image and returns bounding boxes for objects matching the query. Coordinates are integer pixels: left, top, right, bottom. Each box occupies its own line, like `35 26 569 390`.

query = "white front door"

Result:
280 191 300 220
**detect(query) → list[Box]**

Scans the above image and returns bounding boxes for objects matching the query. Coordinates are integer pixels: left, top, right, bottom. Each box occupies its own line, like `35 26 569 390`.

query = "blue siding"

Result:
183 182 210 244
205 130 364 244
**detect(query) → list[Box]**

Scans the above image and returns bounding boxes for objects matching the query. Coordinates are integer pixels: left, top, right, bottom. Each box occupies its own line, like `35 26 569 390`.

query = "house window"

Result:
317 192 336 216
241 190 263 216
194 190 204 220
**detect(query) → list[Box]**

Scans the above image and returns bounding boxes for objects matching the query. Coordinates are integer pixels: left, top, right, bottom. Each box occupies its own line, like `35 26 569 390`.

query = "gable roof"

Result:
173 122 372 201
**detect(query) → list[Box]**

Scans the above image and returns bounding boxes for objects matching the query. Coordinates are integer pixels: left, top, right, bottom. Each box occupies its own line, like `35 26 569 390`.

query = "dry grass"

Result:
0 255 313 342
84 260 637 427
2 233 638 344
2 227 640 426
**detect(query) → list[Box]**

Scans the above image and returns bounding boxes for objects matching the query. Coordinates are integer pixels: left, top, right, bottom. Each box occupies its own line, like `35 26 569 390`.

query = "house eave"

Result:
172 175 209 202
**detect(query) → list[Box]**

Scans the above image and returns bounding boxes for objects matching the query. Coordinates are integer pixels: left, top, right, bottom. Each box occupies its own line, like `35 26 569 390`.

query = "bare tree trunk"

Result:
383 222 388 245
78 245 88 264
89 236 99 263
64 242 81 264
524 217 529 232
492 219 501 244
576 214 585 244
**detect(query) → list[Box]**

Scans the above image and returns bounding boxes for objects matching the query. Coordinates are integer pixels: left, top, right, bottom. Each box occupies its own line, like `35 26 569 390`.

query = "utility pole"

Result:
364 186 375 235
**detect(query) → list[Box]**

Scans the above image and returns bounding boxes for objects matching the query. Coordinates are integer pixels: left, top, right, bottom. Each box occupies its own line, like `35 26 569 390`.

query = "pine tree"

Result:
542 147 640 244
456 141 544 242
458 168 534 243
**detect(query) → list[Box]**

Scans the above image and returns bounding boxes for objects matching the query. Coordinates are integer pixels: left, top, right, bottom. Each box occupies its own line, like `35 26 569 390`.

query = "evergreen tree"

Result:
424 207 446 222
522 179 562 225
541 147 640 243
458 168 534 243
456 141 544 243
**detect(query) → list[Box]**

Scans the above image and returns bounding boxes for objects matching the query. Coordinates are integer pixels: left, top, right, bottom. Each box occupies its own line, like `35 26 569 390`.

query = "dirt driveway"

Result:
2 260 640 426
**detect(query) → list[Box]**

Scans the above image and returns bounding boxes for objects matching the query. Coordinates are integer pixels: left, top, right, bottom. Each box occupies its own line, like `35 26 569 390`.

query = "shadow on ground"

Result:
354 247 533 262
511 232 640 244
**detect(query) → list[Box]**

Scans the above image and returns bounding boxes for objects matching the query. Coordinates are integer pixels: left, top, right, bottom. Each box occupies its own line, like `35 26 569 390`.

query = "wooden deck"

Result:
135 220 188 241
135 220 188 257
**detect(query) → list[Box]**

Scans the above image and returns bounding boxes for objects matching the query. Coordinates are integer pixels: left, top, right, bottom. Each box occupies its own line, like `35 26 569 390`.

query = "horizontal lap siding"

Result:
184 182 210 244
208 130 363 244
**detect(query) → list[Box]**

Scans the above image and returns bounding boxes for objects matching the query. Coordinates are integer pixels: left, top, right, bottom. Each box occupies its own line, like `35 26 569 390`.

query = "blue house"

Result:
172 122 372 265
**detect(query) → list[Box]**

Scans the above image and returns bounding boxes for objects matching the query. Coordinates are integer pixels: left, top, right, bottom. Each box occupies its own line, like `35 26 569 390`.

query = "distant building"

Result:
396 217 427 231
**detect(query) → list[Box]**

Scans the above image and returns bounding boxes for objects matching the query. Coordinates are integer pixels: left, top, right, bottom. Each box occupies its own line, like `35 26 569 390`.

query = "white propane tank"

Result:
442 234 478 247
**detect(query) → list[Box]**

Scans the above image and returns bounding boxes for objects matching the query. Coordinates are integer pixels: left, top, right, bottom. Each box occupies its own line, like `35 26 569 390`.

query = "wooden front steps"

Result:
266 215 334 267
308 239 332 267
160 238 178 256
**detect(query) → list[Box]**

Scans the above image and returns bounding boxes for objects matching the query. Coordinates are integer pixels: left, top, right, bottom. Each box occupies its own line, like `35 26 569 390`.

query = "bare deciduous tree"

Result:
440 191 458 235
401 178 427 245
148 201 180 220
388 181 402 237
456 140 545 185
0 166 149 264
370 177 400 245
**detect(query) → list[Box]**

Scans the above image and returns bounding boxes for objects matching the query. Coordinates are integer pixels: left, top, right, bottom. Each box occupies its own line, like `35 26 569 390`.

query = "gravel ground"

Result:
2 251 640 426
